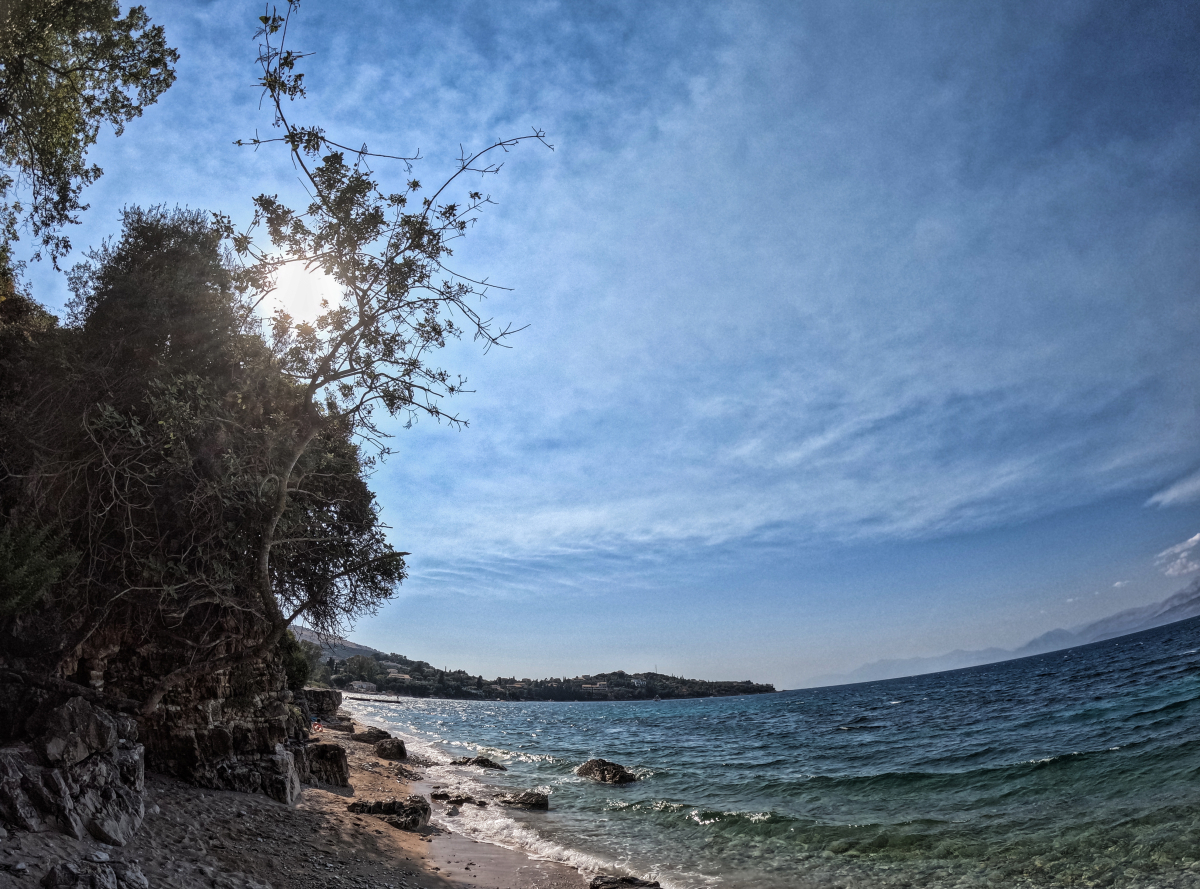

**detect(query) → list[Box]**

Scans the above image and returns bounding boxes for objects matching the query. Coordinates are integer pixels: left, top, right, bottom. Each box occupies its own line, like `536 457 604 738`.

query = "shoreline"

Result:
0 729 588 889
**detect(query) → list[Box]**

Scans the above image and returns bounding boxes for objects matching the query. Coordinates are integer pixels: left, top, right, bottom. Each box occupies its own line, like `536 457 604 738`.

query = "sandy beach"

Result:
0 729 587 889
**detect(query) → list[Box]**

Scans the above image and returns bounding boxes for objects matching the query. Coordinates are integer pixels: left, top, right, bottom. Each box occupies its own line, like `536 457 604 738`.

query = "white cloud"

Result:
1147 469 1200 507
1155 532 1200 577
1113 580 1128 587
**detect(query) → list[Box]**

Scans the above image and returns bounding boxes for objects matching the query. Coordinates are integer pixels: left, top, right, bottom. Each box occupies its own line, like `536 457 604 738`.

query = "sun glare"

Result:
271 263 341 325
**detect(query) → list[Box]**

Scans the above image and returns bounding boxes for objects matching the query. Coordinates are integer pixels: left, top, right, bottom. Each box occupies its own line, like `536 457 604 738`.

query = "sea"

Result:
343 615 1200 888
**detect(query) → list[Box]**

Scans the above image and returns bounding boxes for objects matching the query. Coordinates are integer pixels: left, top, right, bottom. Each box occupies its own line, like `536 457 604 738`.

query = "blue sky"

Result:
18 0 1200 688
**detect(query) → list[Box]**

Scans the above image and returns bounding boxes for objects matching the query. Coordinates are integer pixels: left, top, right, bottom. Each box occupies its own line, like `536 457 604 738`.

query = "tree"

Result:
0 207 403 712
0 1 177 272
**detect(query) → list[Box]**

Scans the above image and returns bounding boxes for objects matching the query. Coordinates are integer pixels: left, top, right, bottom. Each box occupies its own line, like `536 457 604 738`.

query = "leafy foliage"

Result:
0 208 404 708
0 0 177 269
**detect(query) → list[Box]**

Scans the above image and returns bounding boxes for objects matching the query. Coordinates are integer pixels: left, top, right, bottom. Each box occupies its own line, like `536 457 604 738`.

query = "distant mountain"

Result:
291 626 387 662
809 577 1200 686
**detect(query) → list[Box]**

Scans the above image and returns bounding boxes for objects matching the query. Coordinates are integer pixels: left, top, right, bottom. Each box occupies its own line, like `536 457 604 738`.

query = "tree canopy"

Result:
0 0 176 271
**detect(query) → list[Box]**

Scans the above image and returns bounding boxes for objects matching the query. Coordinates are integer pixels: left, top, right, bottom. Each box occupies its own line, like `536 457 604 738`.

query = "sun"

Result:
270 262 341 325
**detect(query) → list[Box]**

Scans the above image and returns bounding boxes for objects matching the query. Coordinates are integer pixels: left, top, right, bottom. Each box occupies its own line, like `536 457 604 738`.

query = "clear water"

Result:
345 617 1200 888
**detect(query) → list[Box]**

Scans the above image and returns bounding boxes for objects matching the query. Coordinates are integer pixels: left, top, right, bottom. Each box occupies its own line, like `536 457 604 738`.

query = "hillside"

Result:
812 577 1200 686
291 629 775 700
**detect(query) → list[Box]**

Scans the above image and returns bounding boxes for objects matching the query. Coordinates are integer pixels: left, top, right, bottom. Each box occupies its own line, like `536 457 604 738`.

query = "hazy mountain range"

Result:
809 577 1200 687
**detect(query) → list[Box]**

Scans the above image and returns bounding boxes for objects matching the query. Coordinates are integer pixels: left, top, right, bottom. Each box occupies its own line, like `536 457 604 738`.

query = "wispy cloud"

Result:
1147 469 1200 507
1155 533 1200 577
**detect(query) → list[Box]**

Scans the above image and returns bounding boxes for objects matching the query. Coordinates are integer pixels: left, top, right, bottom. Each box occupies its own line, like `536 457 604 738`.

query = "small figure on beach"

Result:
311 718 324 733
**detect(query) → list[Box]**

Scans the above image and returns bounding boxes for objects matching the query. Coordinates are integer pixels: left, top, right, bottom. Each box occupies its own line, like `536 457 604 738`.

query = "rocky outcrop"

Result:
373 738 406 760
346 795 430 830
293 741 349 787
299 687 342 718
135 657 309 805
498 789 549 810
348 726 390 744
576 758 638 784
451 756 506 770
0 697 144 845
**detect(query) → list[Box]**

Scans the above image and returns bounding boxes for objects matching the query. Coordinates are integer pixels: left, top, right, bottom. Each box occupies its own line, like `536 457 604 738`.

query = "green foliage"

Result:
0 521 77 616
277 629 310 691
0 207 406 692
0 1 177 266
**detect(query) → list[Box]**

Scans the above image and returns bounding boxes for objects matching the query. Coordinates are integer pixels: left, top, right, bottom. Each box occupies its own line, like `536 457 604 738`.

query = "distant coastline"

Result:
810 577 1200 686
292 626 775 701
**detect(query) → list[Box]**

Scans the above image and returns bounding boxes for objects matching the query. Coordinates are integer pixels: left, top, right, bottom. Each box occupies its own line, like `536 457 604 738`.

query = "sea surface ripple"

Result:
346 616 1200 888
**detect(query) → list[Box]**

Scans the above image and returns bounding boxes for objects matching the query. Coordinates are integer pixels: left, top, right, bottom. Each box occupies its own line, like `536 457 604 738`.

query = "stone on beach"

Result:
374 737 407 759
347 794 431 830
450 755 507 770
589 877 661 888
349 726 391 744
576 758 638 784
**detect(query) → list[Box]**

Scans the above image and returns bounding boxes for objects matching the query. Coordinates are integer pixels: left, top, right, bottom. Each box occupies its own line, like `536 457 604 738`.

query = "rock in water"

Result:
349 726 391 744
450 756 507 770
589 878 661 889
576 758 638 784
499 790 549 810
374 738 407 760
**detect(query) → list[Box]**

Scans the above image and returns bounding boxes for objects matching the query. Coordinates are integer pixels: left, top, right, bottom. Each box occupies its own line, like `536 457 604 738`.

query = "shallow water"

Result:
346 616 1200 888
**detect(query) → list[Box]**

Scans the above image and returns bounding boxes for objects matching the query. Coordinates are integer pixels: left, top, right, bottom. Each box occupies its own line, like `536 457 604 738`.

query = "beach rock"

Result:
450 756 507 770
300 687 342 718
576 758 638 784
373 738 407 760
348 794 431 830
110 862 150 889
40 862 82 888
499 789 549 810
589 878 661 889
0 698 145 845
349 726 390 744
432 791 479 805
294 742 349 787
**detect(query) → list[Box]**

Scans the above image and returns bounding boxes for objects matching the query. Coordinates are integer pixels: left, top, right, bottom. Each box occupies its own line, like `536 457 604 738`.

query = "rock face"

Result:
299 687 342 718
348 726 390 744
576 758 638 784
293 742 349 787
499 790 549 810
136 657 310 805
451 756 507 771
0 697 145 845
346 795 430 830
374 738 406 760
589 877 661 889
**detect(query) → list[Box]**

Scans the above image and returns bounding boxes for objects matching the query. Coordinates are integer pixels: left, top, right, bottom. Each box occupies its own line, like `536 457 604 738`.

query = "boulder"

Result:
300 687 342 718
450 755 507 771
347 794 431 830
589 878 661 889
576 758 638 784
295 742 349 787
349 726 390 744
374 738 407 760
499 790 549 810
0 698 145 845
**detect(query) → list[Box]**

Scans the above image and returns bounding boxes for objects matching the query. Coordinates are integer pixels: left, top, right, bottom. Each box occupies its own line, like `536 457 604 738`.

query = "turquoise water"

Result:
346 617 1200 888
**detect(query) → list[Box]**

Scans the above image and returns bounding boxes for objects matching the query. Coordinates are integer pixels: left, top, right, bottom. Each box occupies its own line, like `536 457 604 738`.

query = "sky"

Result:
16 0 1200 688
